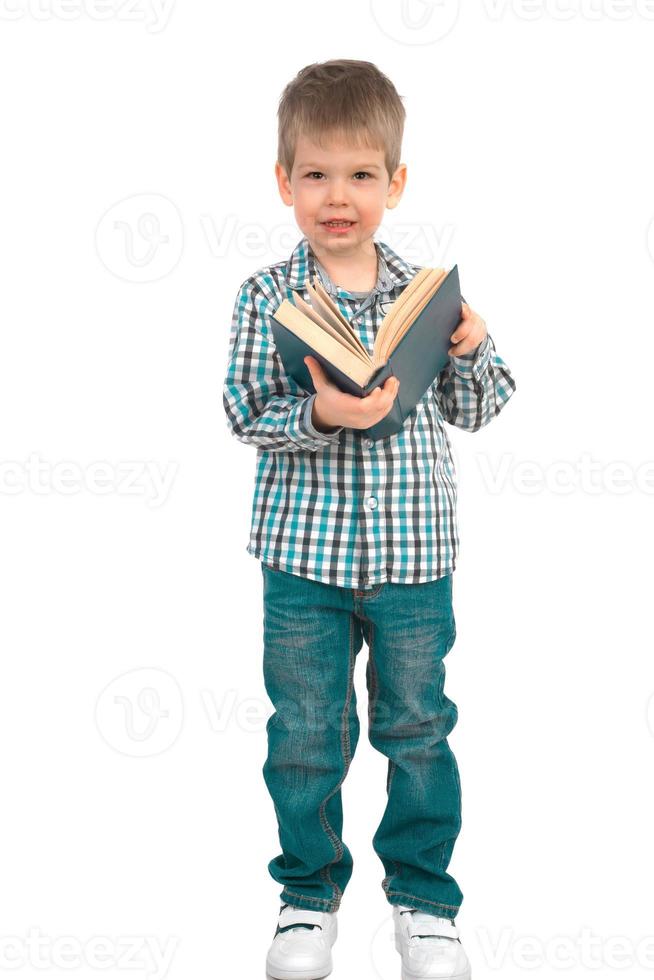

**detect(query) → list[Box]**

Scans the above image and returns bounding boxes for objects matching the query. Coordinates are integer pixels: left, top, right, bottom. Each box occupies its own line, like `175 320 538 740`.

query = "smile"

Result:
321 220 356 232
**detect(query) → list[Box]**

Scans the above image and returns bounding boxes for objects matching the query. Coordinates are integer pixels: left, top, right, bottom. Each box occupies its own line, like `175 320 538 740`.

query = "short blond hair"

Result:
277 59 406 182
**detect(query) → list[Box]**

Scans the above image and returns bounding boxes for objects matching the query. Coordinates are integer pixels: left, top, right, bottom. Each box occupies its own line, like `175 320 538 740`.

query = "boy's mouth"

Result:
321 219 356 232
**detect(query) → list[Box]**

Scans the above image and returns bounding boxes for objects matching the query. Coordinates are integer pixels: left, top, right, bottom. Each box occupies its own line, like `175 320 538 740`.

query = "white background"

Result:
1 1 653 978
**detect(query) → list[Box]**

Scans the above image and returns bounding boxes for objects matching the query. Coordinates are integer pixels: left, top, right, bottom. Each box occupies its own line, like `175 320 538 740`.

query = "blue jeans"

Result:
260 563 463 920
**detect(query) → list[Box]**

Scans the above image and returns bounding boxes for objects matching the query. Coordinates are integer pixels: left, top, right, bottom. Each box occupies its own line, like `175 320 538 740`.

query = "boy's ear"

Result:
275 161 293 206
386 163 407 211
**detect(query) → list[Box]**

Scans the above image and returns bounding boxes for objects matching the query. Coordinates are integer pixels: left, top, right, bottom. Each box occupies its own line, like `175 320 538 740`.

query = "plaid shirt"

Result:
223 235 516 588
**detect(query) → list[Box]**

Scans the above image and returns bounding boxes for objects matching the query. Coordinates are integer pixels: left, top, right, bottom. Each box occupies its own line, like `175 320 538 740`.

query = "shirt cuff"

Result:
450 332 492 382
300 393 344 443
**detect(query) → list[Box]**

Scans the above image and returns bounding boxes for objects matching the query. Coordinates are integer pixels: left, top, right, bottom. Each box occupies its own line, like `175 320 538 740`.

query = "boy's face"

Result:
275 131 407 257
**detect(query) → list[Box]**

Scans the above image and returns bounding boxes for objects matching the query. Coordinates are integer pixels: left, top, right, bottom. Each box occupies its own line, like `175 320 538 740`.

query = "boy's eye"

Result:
303 171 373 180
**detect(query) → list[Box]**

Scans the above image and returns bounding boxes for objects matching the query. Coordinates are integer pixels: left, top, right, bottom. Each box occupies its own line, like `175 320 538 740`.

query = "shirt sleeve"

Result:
223 276 344 452
302 392 345 440
433 332 517 431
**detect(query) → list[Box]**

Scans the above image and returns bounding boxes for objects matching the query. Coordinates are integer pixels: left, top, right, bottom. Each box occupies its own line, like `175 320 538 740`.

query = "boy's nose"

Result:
325 181 349 206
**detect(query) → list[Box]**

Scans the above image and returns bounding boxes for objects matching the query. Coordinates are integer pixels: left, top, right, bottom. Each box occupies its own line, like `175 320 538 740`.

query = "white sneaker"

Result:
265 902 338 980
393 905 471 980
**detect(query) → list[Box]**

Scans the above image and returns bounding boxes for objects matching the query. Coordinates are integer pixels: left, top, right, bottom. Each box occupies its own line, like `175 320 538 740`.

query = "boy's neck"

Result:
308 239 379 294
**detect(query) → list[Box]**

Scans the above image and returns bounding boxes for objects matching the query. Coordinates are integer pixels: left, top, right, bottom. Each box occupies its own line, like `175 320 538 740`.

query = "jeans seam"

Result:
367 619 379 729
280 888 338 910
385 889 460 911
316 610 357 907
354 582 384 599
369 617 403 897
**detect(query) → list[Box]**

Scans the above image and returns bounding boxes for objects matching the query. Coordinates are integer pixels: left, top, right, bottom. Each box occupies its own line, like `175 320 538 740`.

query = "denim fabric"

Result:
260 562 463 919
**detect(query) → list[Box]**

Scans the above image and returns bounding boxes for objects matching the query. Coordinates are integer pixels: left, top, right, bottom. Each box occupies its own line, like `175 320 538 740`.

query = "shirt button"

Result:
365 438 374 448
367 496 378 510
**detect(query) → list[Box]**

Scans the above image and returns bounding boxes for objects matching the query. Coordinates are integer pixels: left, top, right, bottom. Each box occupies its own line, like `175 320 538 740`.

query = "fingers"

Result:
449 337 474 356
362 377 399 416
450 306 479 352
451 313 475 343
450 304 486 354
377 376 399 399
304 358 399 427
449 326 471 351
304 355 327 387
449 330 486 356
451 301 475 342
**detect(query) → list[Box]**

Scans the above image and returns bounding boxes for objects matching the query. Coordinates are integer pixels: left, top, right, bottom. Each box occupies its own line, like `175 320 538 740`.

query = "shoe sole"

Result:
401 970 470 980
265 957 332 980
395 932 471 980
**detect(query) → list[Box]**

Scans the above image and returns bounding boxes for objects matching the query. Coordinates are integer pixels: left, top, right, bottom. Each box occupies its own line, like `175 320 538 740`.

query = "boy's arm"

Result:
223 276 345 452
434 332 516 432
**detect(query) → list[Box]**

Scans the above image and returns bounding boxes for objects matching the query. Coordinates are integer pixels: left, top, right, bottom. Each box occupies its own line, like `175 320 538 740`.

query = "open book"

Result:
270 264 463 440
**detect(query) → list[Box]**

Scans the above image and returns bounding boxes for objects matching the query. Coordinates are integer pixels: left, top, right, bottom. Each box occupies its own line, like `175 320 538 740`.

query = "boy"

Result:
223 59 516 980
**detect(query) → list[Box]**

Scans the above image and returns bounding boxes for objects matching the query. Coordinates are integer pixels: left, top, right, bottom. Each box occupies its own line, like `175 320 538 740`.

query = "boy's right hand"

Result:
304 356 400 432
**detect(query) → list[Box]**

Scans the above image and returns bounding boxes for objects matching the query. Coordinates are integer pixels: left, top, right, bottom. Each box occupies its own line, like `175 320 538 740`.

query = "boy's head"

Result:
275 59 407 258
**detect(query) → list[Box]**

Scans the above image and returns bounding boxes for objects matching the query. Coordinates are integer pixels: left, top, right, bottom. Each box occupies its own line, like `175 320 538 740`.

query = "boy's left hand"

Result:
448 301 487 357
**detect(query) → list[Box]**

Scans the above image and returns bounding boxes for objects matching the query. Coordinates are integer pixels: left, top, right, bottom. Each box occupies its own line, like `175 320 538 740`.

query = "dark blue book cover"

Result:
271 265 462 440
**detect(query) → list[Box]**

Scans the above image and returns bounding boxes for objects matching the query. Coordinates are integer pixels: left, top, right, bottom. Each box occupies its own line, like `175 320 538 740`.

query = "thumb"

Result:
304 355 329 389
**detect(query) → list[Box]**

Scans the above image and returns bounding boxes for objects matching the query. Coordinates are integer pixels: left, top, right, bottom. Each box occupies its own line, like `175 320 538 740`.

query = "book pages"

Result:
273 299 375 387
305 281 369 359
380 269 447 362
292 293 369 362
372 268 437 366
